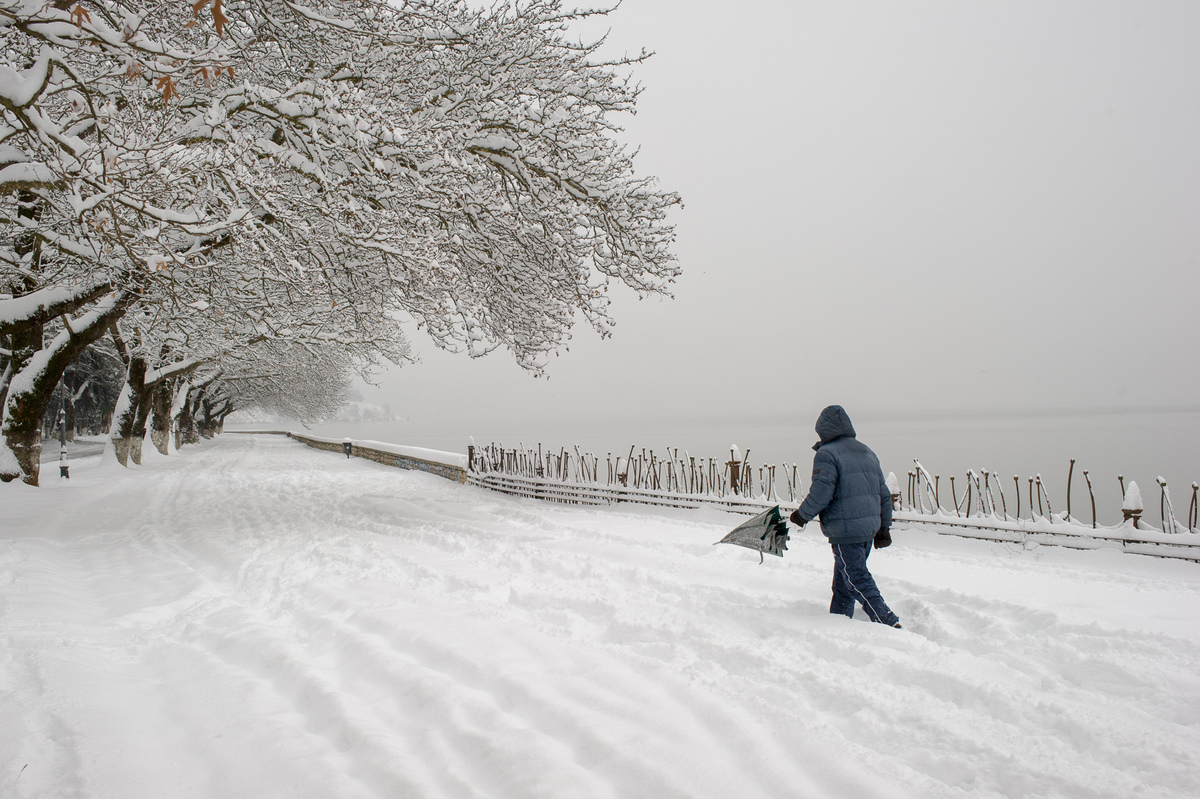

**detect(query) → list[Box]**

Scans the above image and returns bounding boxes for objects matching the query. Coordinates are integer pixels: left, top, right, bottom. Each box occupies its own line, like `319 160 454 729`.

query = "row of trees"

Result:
38 341 260 455
0 0 679 484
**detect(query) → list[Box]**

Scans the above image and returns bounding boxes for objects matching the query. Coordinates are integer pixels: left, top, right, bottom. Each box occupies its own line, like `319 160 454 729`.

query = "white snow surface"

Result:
2 435 1200 798
298 433 467 469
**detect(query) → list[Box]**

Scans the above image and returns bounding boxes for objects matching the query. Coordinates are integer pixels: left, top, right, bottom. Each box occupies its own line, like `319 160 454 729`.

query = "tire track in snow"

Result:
141 438 882 798
6 435 1200 798
146 440 829 798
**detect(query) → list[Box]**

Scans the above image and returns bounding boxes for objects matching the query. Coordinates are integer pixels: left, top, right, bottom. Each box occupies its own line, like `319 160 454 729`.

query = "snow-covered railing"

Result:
288 433 467 483
466 471 779 516
891 510 1200 561
466 440 790 515
890 458 1200 561
469 440 802 504
468 442 1200 562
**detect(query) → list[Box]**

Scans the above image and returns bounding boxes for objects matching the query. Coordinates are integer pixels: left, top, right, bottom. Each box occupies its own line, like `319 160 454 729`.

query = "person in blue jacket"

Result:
790 405 901 628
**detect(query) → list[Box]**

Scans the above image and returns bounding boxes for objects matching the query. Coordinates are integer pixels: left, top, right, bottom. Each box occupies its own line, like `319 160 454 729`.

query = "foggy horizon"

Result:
339 0 1199 487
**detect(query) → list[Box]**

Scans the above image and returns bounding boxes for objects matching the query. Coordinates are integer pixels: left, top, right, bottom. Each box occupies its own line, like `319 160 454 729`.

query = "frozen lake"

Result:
270 408 1200 527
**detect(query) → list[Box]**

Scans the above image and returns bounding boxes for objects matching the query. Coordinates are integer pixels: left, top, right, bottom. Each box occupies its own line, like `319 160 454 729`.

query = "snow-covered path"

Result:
3 435 1199 798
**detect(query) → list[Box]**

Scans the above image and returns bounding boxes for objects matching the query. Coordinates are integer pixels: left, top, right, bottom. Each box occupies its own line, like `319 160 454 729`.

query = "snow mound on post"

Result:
1123 480 1143 511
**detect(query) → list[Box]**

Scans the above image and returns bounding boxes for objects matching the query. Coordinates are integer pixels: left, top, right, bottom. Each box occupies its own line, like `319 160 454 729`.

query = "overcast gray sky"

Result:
364 0 1200 431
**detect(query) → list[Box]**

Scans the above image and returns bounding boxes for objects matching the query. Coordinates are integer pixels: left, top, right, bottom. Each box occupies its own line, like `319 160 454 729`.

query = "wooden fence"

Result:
467 441 1200 562
279 432 1200 562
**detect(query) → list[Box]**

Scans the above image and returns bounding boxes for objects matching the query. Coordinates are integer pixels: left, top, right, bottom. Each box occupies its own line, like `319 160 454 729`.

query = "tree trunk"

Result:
184 387 205 444
175 385 194 450
199 396 230 438
1 190 43 481
109 355 146 468
199 405 215 438
2 294 131 484
171 379 193 451
0 355 12 428
128 372 157 465
63 363 77 442
150 378 173 456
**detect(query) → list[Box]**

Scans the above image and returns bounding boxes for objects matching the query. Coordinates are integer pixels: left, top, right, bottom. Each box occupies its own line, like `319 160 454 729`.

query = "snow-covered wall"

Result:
287 433 468 482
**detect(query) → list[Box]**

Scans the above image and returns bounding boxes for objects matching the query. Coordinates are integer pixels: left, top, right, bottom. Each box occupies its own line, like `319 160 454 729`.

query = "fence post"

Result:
1122 480 1143 529
1083 469 1096 529
1067 459 1075 520
1158 476 1181 534
1191 482 1198 533
726 449 741 494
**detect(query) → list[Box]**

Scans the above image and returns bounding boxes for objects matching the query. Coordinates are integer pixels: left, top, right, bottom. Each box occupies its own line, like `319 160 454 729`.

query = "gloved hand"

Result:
789 508 809 527
873 527 892 549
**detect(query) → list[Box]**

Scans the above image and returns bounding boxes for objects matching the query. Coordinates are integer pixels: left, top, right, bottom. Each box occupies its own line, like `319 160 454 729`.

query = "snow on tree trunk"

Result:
109 356 147 469
0 359 11 427
127 368 159 466
183 388 204 445
108 383 133 469
171 380 193 452
1 332 42 483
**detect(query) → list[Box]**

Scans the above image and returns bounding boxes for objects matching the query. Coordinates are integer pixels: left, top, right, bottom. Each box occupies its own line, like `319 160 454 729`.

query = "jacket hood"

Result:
813 405 856 450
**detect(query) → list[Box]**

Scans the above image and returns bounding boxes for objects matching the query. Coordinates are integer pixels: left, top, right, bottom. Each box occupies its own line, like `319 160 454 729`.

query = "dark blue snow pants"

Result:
829 541 898 625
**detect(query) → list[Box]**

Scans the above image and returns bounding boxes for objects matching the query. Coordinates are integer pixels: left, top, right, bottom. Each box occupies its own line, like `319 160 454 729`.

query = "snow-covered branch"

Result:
1 0 678 483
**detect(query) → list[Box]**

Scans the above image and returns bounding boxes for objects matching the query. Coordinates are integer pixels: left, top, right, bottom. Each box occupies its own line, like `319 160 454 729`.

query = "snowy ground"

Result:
37 435 107 463
3 435 1199 799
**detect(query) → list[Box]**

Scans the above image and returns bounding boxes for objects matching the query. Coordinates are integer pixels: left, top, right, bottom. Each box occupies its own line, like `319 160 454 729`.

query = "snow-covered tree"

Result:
39 335 123 438
212 340 359 424
0 0 679 484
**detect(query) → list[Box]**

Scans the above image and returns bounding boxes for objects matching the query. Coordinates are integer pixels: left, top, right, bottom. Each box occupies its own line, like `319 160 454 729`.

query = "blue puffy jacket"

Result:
797 405 893 543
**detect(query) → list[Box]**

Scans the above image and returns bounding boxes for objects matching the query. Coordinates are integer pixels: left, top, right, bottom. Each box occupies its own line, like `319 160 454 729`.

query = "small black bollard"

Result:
342 440 352 458
58 409 69 478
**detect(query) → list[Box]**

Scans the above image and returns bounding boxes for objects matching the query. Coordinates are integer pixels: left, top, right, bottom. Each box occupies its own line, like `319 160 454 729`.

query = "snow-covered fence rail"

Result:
468 441 1200 562
277 432 1200 562
469 441 801 504
891 458 1200 561
287 433 467 483
467 440 805 516
467 471 778 515
891 510 1200 561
